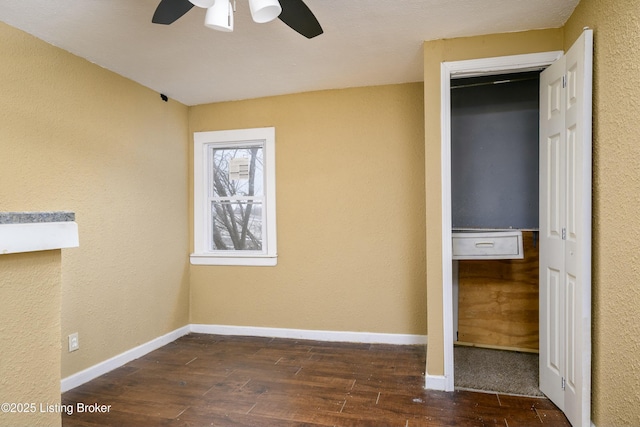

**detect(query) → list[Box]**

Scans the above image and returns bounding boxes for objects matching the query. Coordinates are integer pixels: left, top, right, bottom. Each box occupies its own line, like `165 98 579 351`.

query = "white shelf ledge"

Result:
0 212 79 255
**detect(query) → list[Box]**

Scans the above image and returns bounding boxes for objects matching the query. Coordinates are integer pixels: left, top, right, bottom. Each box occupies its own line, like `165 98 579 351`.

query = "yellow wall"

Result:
422 28 564 376
0 22 190 380
0 251 61 427
564 1 640 425
189 84 427 335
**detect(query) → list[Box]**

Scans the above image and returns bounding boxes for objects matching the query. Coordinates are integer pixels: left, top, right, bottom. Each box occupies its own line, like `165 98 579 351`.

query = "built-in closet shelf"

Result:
0 211 79 255
452 230 523 260
456 230 540 351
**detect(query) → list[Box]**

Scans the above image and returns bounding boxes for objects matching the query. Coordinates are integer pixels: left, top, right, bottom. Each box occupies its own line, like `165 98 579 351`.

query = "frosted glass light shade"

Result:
189 0 216 7
205 0 234 32
248 0 281 23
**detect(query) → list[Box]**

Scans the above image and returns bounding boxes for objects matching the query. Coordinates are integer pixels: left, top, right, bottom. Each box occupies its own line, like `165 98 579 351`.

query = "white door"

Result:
539 52 566 408
539 29 593 427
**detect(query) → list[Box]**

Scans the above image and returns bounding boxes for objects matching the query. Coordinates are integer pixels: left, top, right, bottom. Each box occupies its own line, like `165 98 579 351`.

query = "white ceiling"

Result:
1 0 579 106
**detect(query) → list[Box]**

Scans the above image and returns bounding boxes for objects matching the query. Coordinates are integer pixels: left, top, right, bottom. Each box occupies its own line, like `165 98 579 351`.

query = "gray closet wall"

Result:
451 72 540 230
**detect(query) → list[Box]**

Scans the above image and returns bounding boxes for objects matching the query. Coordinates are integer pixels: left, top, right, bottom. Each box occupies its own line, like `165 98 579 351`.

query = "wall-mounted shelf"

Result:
452 230 523 260
0 212 79 255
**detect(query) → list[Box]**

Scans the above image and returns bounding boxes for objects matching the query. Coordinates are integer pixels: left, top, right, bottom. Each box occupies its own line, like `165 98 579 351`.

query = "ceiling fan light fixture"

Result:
189 0 216 8
205 0 234 32
248 0 282 23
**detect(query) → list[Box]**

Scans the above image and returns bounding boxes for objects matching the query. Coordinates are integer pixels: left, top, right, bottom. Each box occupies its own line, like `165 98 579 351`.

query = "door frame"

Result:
439 51 563 392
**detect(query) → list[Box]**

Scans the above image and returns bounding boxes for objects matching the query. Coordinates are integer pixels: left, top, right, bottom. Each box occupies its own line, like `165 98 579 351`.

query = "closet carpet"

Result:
454 346 544 397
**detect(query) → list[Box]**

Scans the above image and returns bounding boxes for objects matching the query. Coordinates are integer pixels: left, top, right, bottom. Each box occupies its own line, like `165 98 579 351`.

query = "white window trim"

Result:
191 127 277 266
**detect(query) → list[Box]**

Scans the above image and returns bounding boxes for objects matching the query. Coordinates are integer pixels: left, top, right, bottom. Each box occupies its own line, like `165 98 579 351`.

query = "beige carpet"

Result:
454 346 544 397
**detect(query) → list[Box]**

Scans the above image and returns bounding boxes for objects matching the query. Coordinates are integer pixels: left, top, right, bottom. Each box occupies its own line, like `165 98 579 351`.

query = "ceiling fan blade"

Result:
277 0 323 39
152 0 195 25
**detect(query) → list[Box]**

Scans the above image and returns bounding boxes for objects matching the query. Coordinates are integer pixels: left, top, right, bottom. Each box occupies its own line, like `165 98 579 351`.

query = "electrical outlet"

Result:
68 333 79 352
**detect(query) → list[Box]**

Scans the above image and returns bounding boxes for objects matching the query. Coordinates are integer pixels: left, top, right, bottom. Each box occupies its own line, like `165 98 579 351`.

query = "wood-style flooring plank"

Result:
62 333 570 427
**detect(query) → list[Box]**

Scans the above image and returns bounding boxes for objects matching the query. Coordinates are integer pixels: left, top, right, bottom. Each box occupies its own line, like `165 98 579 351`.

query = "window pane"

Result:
210 147 263 198
211 201 263 251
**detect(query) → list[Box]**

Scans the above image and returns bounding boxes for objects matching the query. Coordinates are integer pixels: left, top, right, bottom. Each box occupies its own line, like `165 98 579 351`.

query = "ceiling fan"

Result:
152 0 323 39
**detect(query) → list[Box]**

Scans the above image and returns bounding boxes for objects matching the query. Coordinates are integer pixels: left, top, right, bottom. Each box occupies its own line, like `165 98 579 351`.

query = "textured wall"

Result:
0 23 191 379
189 84 427 336
564 1 640 425
0 251 61 427
422 28 564 376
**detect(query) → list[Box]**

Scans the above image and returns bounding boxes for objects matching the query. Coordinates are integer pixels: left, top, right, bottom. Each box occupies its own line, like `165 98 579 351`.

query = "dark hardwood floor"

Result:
62 334 570 426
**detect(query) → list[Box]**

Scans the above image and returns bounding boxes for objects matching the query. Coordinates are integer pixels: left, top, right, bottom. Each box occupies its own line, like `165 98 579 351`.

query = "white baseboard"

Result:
424 374 449 391
60 325 190 392
191 324 428 345
61 324 427 392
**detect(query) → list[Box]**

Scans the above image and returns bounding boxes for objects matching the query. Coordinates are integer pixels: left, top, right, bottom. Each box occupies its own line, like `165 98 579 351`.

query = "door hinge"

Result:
562 75 567 88
562 228 567 240
562 377 566 390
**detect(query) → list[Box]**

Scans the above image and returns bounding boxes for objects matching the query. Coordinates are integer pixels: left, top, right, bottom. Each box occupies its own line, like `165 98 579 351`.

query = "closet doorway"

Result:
438 34 593 427
450 70 541 357
438 51 563 394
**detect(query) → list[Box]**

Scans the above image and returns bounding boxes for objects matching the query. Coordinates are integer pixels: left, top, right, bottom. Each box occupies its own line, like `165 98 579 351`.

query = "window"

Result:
191 127 277 266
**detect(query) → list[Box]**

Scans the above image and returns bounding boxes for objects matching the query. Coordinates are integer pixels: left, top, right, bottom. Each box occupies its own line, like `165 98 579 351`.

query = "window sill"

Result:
190 253 277 266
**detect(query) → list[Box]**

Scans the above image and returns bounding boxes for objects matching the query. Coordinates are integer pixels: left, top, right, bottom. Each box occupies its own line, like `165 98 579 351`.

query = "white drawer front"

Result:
452 231 523 260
